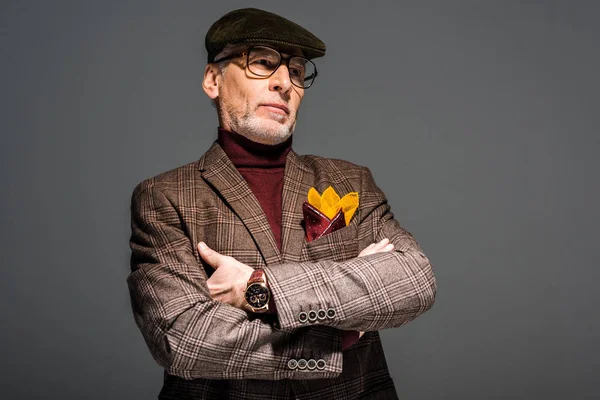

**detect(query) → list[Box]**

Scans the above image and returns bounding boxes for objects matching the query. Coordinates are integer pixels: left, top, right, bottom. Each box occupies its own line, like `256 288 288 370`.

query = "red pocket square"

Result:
302 201 347 243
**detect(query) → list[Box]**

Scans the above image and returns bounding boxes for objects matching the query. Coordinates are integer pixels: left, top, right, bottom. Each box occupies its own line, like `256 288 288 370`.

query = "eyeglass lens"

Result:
247 46 316 89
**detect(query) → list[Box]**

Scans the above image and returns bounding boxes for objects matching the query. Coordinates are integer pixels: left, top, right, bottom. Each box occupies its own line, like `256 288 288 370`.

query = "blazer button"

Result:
287 359 298 370
308 310 318 322
297 358 308 370
298 311 308 323
326 308 336 319
317 309 327 321
307 359 317 370
316 359 326 370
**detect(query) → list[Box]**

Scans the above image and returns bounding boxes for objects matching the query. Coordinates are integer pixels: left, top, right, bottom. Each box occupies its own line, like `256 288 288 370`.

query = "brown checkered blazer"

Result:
128 141 436 399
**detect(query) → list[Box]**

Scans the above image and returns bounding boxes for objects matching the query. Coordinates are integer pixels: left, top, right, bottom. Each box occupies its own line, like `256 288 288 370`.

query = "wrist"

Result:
244 269 271 313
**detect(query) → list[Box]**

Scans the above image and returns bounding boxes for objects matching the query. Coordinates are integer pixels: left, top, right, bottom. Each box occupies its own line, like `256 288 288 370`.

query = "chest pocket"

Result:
300 224 359 263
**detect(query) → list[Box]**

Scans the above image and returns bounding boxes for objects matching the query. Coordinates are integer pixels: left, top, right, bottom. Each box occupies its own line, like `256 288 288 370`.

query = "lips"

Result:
261 103 289 114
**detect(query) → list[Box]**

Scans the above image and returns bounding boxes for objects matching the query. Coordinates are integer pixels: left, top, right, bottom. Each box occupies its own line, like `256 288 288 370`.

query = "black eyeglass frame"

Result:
214 45 318 89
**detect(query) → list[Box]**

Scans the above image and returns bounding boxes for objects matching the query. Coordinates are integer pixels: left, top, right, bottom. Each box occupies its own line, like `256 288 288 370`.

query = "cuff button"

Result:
307 359 317 370
326 308 336 319
308 310 318 322
287 359 298 370
316 359 326 370
298 311 308 323
317 309 327 320
297 358 308 370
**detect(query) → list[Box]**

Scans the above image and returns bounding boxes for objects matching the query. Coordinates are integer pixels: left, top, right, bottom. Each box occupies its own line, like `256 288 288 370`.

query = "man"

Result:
128 7 436 399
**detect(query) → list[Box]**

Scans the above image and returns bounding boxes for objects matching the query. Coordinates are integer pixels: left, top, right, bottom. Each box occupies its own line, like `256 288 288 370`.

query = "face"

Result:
203 45 306 145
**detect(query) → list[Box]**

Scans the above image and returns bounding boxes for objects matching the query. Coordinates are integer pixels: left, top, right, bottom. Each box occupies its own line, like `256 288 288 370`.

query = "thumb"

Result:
198 242 220 268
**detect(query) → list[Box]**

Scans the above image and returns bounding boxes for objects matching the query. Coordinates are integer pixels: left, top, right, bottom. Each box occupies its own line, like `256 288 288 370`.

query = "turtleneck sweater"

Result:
218 128 291 250
217 128 360 351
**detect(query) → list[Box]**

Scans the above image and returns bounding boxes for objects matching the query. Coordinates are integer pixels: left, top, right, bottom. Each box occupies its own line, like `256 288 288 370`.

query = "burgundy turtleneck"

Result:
218 128 291 250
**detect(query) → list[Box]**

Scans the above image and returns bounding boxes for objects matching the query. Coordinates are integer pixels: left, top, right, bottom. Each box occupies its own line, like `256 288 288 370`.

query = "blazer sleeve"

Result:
127 183 344 380
263 167 437 333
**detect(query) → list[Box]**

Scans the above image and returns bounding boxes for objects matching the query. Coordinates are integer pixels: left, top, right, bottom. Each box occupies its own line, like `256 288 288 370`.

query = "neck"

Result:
217 128 293 168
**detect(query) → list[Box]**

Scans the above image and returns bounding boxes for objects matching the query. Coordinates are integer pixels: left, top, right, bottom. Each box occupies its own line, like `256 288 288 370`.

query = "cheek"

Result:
220 85 248 113
291 92 304 113
219 73 251 106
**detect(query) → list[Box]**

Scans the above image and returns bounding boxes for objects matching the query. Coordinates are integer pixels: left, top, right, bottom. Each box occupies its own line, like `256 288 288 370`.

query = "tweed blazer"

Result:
128 141 436 399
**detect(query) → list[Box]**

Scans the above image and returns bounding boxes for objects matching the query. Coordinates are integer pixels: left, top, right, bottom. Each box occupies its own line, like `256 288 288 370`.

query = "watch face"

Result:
245 283 269 308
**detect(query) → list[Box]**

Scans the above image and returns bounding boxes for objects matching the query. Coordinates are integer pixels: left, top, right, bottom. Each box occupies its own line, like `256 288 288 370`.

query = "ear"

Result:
202 64 220 100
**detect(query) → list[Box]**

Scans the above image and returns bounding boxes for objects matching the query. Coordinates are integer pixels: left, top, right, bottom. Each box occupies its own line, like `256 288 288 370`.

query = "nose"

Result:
268 63 293 93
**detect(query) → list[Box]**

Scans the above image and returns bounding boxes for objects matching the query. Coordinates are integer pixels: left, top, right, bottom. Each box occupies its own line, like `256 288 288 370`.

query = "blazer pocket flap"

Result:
302 224 358 262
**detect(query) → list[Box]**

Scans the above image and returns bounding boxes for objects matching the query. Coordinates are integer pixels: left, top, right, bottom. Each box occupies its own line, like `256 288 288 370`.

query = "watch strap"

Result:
248 268 266 285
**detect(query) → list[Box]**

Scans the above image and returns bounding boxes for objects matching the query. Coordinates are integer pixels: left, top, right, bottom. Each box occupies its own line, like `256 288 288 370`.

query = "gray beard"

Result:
226 107 297 145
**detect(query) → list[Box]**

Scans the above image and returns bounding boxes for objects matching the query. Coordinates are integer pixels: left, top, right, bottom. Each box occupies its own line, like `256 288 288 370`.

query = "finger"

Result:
207 280 226 298
371 243 394 254
198 242 221 268
370 238 390 251
359 248 378 257
358 239 391 257
358 246 373 257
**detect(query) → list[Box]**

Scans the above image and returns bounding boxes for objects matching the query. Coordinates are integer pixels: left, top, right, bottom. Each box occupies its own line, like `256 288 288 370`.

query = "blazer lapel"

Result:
198 142 282 265
280 150 314 262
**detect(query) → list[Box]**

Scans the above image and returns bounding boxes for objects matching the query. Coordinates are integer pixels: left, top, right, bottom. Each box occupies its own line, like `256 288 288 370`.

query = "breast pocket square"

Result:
302 186 358 242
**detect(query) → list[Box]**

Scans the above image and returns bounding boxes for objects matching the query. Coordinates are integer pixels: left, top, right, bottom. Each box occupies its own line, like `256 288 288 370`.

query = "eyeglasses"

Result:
215 45 318 89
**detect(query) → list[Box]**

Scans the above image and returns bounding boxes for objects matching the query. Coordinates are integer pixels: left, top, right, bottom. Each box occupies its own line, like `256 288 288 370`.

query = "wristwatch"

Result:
244 269 270 313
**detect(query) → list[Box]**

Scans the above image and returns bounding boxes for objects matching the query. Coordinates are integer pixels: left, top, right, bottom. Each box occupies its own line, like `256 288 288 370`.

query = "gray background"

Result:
1 1 598 399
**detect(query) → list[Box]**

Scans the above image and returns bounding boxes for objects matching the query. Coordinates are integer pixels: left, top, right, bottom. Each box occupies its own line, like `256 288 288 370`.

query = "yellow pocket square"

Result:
307 186 359 226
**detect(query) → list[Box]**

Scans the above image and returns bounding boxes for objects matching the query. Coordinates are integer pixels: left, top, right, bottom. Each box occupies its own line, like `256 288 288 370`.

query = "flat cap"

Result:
205 8 326 62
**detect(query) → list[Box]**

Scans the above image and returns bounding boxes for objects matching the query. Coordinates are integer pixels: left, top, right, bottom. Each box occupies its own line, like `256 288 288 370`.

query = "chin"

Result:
253 130 292 145
240 118 294 145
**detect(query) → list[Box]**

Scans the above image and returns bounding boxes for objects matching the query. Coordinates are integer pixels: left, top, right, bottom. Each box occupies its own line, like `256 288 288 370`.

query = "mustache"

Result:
256 91 291 104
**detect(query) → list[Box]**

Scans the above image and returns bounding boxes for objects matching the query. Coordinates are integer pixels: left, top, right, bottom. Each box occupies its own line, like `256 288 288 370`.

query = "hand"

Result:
356 238 394 338
358 238 394 257
198 242 254 310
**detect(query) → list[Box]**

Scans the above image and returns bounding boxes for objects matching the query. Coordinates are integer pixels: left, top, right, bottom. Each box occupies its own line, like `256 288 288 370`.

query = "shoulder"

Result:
293 153 378 199
295 153 385 204
131 159 200 202
297 154 370 179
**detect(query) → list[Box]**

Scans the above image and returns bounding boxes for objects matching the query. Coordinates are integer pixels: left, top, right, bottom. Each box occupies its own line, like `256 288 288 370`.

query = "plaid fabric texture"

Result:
128 142 436 399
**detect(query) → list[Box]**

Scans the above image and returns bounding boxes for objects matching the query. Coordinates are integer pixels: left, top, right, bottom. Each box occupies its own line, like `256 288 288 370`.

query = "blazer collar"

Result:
198 142 313 264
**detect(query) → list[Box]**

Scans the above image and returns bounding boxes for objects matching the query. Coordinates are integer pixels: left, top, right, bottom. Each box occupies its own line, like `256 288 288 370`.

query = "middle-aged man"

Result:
128 7 437 400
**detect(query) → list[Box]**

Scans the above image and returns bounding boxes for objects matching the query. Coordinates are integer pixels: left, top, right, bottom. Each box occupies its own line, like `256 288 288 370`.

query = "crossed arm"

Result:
198 237 395 348
127 168 436 380
198 238 395 315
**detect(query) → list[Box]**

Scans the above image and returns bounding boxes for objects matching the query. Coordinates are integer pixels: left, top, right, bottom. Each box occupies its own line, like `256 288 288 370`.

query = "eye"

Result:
250 57 276 69
289 66 304 78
